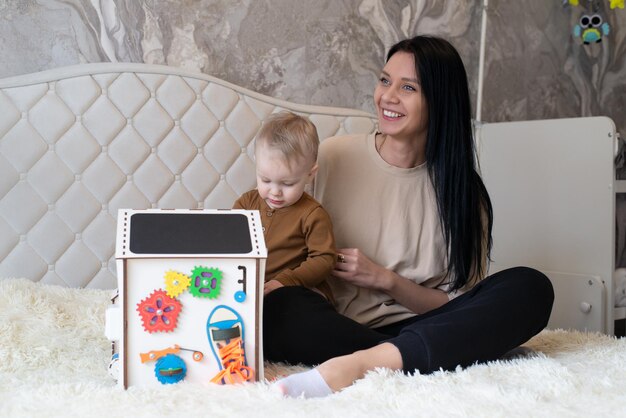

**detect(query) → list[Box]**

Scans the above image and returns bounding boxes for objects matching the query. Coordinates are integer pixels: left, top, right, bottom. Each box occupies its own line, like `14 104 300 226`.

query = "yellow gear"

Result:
164 270 191 298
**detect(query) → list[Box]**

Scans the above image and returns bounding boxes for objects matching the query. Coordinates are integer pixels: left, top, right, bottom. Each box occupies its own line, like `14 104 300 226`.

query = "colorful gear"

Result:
154 354 186 384
164 270 190 298
189 266 223 299
136 289 182 333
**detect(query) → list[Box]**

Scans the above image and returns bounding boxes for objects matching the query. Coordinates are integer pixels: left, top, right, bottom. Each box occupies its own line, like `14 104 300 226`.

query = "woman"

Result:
263 35 554 398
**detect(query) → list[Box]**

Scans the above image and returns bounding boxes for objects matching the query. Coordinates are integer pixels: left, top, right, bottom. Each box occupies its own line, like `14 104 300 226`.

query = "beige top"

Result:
233 190 335 300
314 133 459 328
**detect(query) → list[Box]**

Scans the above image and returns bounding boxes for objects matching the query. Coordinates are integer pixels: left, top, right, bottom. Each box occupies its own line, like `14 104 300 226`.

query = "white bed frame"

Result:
0 63 621 334
477 117 620 334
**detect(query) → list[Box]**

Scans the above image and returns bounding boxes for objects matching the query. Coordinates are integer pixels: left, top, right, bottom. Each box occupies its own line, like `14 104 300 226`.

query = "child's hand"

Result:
264 279 284 295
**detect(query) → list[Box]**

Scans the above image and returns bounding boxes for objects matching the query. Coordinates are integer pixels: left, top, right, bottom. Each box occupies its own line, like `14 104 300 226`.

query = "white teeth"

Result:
383 109 403 118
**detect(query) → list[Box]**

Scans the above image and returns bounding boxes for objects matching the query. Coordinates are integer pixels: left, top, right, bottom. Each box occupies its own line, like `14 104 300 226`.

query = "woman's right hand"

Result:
333 248 394 291
333 247 449 314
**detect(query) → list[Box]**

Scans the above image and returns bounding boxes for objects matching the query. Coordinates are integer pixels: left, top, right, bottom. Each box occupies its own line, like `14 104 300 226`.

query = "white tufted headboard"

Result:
0 63 377 289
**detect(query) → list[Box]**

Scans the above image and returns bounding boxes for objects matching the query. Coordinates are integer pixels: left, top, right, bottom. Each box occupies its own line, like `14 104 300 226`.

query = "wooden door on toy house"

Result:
115 209 266 388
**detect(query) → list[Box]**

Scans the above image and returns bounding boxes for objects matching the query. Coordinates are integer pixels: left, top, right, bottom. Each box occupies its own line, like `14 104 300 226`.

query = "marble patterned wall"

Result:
3 1 623 128
2 1 623 131
0 0 482 113
1 0 625 265
484 0 626 129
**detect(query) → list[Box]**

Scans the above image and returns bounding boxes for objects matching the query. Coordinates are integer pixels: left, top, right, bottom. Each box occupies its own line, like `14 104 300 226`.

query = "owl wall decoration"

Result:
573 13 610 43
564 0 622 45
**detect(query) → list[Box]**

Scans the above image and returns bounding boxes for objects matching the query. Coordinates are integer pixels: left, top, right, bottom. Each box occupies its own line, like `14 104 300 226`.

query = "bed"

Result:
0 62 376 289
1 63 625 417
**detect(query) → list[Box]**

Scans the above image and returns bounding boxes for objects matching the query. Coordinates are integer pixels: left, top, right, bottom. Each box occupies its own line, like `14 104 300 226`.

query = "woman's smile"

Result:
382 109 405 119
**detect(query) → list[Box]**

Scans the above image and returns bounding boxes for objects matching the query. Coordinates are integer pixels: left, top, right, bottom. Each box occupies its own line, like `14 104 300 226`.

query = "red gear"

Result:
136 289 182 333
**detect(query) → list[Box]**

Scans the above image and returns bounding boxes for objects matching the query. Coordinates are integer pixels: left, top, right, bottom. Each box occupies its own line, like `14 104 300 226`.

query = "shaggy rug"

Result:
1 278 625 418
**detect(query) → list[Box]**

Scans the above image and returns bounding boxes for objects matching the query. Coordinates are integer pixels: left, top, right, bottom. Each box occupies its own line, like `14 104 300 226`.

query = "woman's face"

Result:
374 51 428 143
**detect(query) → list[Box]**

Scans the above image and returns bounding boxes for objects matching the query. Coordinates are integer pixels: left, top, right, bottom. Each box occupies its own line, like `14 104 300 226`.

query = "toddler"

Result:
233 111 336 298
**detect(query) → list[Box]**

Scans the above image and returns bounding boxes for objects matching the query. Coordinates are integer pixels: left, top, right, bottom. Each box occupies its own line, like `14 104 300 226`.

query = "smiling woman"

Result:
374 52 428 168
264 35 555 398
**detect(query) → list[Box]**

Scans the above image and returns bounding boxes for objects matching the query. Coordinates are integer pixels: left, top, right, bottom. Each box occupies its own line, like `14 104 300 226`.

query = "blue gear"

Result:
154 354 186 384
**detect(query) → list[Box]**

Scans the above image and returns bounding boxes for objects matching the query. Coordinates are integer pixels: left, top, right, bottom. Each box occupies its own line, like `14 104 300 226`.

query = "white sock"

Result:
272 369 333 398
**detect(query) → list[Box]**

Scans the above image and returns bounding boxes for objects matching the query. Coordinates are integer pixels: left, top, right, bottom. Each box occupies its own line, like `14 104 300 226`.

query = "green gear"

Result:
189 266 223 299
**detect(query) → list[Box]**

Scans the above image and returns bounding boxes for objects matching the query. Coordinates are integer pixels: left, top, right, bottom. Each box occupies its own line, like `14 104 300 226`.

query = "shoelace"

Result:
210 338 254 384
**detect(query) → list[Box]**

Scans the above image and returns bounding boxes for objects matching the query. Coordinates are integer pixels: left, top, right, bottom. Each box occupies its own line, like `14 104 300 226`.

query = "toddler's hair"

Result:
255 111 319 166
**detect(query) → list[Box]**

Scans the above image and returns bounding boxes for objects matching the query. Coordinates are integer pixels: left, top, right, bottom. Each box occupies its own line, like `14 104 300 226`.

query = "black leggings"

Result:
263 267 554 374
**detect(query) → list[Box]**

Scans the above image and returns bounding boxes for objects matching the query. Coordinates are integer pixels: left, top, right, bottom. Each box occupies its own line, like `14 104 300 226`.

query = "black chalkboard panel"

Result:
129 213 252 254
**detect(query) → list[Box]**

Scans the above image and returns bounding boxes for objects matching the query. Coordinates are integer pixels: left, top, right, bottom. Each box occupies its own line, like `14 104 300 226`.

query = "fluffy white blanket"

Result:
1 278 625 418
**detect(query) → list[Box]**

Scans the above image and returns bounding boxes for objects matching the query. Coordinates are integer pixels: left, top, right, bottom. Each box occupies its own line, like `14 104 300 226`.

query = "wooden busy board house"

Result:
106 209 266 388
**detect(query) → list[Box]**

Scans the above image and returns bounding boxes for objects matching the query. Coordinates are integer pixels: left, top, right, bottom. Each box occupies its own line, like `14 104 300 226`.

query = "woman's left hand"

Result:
264 279 284 295
333 248 392 291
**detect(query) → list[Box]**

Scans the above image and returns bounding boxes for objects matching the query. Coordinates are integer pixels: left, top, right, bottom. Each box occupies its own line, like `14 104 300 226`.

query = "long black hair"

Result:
387 35 493 292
